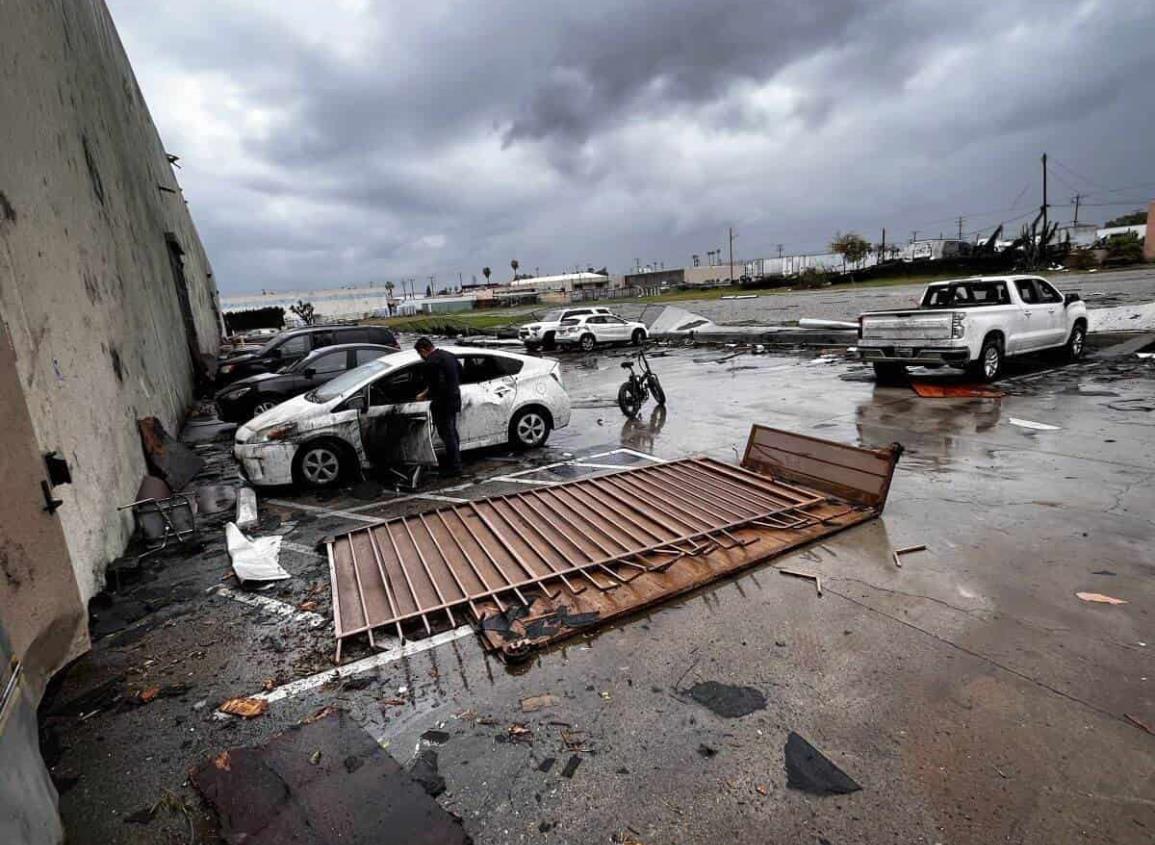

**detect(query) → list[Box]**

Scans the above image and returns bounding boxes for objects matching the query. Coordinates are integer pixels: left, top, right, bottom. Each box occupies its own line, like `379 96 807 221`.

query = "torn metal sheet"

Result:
191 711 469 844
137 416 204 490
327 425 902 660
226 523 289 582
235 486 258 528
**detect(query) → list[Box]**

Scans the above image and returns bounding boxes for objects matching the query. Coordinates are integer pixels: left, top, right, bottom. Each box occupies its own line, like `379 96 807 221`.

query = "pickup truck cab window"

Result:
1015 279 1040 303
923 281 1008 308
1035 280 1062 303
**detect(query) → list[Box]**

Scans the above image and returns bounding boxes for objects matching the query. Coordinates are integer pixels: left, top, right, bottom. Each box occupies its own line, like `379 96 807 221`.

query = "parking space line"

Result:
253 626 476 704
490 476 560 486
282 541 324 559
265 499 385 524
210 585 326 628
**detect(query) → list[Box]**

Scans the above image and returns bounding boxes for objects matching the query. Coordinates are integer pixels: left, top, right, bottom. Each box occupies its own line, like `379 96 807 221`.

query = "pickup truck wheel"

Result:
872 362 906 384
1065 324 1086 361
968 337 1003 382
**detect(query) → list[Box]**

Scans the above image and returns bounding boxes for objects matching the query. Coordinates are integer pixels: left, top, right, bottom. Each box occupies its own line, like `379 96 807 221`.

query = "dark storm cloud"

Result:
107 0 1155 291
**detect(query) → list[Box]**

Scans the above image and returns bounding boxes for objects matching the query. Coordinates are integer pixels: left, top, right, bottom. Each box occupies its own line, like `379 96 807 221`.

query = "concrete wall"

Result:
0 0 221 602
1146 201 1155 262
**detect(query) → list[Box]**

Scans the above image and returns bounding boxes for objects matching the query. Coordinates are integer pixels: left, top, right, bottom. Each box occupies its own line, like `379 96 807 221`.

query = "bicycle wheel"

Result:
618 381 643 418
647 373 666 406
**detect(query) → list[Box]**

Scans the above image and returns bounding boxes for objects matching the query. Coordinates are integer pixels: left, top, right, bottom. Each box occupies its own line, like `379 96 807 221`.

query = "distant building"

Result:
903 239 973 261
1096 224 1146 242
508 271 613 294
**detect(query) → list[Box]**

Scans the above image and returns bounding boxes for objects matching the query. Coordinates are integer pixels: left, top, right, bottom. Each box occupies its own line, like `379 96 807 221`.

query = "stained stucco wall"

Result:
0 0 221 602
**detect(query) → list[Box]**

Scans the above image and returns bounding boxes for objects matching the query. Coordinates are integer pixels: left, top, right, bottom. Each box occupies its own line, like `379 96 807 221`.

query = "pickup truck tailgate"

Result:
861 312 952 341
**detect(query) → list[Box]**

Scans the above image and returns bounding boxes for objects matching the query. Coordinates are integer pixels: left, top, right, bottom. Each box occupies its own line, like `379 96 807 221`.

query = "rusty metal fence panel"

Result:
327 456 832 657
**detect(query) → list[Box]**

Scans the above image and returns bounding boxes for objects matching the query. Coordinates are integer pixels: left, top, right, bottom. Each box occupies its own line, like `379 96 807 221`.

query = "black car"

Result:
215 343 398 422
216 325 398 385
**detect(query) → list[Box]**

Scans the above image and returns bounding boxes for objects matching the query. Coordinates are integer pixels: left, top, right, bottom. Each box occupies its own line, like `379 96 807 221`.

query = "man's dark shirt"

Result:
422 349 462 413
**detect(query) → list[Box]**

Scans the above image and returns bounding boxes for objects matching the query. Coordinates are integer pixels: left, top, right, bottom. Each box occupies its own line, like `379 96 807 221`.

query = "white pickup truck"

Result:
855 275 1088 381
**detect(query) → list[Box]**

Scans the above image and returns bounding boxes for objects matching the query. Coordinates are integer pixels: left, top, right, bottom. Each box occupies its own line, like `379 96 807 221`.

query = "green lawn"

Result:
619 272 962 305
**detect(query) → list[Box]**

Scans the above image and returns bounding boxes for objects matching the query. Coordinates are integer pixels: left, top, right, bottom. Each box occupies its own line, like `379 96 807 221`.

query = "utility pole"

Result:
776 244 783 259
634 258 641 272
1041 152 1049 236
911 230 918 243
1072 193 1082 227
957 216 964 240
728 227 735 283
880 228 886 262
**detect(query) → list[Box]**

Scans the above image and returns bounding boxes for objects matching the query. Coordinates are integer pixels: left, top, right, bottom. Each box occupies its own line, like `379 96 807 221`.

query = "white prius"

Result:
234 347 571 488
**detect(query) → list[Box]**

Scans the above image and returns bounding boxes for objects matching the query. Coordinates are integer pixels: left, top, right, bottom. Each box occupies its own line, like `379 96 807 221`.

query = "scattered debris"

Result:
1008 417 1061 431
561 754 582 779
697 744 718 758
755 784 768 796
520 693 559 713
892 543 927 567
218 697 269 718
195 483 238 515
136 686 160 704
1075 592 1127 605
784 732 862 795
538 757 556 773
226 522 289 583
420 729 451 745
507 723 534 744
192 711 469 844
235 486 259 528
684 681 767 718
779 567 822 596
409 748 445 796
341 676 374 692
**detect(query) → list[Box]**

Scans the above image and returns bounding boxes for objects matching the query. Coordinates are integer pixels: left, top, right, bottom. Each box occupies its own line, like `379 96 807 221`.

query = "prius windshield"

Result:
305 359 389 403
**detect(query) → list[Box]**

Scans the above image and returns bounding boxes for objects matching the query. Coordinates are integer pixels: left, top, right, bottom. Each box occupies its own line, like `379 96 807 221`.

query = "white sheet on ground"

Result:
226 522 290 582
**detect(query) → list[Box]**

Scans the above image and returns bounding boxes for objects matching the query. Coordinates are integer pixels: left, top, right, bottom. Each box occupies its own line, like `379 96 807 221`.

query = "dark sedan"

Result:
216 325 398 386
214 344 398 422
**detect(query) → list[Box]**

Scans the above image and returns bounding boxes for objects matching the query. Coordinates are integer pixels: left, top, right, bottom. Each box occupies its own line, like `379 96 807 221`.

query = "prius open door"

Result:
358 365 438 467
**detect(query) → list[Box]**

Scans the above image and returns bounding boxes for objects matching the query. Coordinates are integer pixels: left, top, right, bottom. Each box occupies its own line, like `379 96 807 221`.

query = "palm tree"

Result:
385 281 395 298
510 259 519 280
482 266 491 284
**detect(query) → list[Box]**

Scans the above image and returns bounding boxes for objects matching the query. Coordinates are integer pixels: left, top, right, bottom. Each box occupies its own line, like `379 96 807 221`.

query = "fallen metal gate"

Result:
326 456 837 657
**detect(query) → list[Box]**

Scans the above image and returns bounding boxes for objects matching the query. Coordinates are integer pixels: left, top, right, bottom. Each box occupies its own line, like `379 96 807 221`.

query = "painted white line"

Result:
254 626 476 704
265 499 385 524
411 493 469 504
607 447 665 463
490 476 560 486
1008 417 1061 431
211 585 326 628
571 462 632 471
282 541 324 559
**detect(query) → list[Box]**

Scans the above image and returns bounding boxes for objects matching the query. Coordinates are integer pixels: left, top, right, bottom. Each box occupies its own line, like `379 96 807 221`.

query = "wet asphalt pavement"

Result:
47 338 1155 844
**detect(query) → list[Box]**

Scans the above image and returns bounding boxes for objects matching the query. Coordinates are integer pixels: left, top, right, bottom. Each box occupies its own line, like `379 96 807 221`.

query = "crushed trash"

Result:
226 522 289 583
1008 417 1061 431
409 748 445 796
1075 592 1127 605
218 697 269 718
784 731 862 795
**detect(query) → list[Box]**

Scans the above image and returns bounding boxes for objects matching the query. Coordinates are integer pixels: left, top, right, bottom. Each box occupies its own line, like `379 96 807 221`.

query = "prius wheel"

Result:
510 408 551 449
250 399 279 418
294 441 349 488
579 333 596 352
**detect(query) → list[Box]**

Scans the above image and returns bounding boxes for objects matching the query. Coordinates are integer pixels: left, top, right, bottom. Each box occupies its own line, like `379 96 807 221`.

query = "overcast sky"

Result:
108 0 1155 294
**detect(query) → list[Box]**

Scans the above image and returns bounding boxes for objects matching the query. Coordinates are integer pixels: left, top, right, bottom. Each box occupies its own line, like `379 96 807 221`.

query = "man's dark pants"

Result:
432 404 462 475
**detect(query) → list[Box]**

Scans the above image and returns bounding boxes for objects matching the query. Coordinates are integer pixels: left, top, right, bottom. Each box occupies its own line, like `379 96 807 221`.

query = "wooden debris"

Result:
1075 592 1127 605
218 697 269 718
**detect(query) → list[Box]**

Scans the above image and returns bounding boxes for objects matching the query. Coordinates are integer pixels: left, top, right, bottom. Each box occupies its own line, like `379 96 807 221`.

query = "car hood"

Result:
217 371 282 396
236 393 330 442
220 351 259 365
